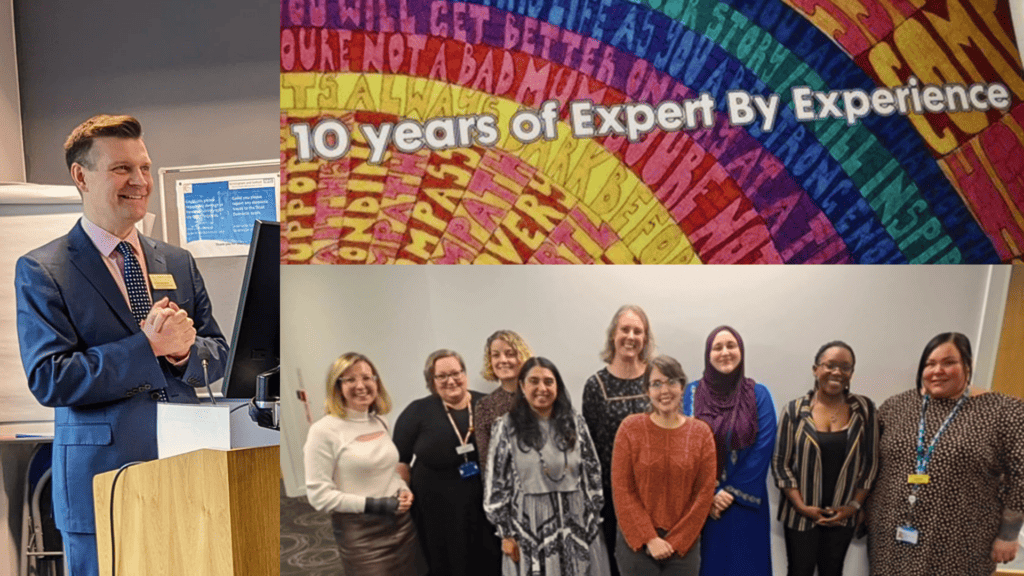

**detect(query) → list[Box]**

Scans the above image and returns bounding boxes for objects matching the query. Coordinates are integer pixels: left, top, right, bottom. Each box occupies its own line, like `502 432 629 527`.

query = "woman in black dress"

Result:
393 349 502 576
581 305 654 575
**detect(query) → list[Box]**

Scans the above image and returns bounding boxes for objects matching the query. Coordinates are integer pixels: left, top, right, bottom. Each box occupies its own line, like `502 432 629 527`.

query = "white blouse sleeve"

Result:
303 419 366 514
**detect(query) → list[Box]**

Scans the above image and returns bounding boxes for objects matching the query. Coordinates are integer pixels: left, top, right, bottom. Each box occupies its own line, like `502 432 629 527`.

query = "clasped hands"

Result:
142 297 195 359
645 537 674 560
799 503 857 527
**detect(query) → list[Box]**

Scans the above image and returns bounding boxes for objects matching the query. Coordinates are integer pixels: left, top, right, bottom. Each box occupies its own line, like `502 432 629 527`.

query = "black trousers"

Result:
783 525 855 576
600 497 622 576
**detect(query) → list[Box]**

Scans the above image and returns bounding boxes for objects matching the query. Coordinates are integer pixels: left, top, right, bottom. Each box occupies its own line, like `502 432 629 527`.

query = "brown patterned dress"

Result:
867 389 1024 576
476 386 516 475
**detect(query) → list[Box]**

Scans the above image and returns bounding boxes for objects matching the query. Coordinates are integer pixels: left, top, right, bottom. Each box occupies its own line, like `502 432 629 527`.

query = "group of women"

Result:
303 305 1024 576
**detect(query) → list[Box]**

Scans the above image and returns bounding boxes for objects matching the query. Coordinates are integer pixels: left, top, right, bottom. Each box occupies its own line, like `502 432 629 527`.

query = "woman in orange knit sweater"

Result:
611 355 718 576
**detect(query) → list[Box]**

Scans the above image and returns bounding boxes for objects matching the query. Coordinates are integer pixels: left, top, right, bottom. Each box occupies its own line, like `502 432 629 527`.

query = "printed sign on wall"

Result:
280 0 1024 264
177 175 279 257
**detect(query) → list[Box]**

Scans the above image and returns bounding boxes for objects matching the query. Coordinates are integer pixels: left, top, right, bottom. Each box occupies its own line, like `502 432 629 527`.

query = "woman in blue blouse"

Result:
682 326 776 576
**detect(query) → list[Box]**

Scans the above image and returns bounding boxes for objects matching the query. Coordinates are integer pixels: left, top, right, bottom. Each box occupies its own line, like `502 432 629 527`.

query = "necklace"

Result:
537 419 569 482
539 448 569 482
811 395 849 428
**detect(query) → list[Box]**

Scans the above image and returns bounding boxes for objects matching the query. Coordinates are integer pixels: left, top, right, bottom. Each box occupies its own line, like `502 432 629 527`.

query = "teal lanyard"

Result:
915 389 969 475
908 389 969 510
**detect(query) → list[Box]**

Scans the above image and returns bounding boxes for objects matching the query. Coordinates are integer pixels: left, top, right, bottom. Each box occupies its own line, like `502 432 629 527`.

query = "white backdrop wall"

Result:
280 264 1011 576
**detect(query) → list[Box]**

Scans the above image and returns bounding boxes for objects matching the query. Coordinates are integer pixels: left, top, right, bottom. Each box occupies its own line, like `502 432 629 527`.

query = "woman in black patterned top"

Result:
582 305 654 575
771 341 878 576
866 332 1024 575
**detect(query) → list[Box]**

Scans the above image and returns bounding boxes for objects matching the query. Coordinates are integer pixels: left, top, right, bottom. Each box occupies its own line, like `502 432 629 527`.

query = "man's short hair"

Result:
64 115 142 171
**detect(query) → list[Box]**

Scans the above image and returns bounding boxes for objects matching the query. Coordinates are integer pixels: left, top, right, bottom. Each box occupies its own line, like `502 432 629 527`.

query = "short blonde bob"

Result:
423 349 466 394
480 330 533 382
324 352 392 418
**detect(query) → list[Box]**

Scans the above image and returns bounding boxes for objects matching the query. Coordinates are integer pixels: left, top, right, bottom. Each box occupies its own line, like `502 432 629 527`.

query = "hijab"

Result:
694 326 759 475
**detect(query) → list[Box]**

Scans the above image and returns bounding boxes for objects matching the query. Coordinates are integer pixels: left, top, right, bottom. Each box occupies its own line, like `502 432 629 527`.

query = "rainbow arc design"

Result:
281 0 1024 264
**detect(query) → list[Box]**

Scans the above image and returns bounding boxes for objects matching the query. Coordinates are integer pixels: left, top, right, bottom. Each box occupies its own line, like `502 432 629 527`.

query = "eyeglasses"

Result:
817 363 854 374
433 370 465 383
339 374 378 386
924 359 961 371
649 379 682 390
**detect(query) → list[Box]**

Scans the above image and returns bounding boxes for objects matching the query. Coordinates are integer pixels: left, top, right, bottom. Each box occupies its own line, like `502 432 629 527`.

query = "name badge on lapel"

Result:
149 274 177 290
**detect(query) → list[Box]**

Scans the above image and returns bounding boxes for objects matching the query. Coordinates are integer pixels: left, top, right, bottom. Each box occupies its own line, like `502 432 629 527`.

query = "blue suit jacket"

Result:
15 220 228 533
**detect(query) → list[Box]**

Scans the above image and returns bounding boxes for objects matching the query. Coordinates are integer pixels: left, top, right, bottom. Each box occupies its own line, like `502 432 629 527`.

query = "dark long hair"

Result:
916 332 973 392
509 357 577 452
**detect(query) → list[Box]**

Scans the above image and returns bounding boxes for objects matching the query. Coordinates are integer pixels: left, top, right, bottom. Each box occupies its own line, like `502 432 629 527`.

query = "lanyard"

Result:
907 388 969 510
444 400 474 460
915 388 969 475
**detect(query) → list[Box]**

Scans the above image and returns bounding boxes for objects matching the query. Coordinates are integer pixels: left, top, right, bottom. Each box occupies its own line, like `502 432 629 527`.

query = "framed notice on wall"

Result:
157 160 279 257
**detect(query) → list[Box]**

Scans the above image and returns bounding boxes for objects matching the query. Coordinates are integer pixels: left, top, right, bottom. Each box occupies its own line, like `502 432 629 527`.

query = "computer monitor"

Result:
221 220 280 399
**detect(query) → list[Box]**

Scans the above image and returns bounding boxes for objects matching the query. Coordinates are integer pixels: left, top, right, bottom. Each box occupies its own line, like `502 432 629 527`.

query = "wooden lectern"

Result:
93 445 279 576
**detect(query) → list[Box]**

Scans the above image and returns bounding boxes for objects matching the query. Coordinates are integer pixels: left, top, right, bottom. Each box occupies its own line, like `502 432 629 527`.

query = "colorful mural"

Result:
280 0 1024 264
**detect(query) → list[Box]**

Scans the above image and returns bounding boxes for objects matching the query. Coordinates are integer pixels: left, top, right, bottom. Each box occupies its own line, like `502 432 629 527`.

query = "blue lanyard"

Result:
915 389 969 475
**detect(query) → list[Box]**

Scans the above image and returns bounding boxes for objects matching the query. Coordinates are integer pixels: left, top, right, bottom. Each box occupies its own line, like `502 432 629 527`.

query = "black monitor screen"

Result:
221 220 280 399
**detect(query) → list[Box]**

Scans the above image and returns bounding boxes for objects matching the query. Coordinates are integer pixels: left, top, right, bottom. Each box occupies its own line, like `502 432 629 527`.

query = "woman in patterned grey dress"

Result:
867 332 1024 575
582 305 654 575
485 357 611 576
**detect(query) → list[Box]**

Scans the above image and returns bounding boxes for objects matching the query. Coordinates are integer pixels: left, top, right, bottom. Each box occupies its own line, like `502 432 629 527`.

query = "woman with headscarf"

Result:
681 326 776 576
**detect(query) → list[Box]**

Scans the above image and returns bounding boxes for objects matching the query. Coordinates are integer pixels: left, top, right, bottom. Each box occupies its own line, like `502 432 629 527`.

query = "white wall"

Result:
279 264 1010 576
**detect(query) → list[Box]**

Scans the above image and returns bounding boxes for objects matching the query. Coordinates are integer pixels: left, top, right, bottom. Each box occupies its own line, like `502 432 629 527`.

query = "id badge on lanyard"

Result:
901 389 969 546
445 400 479 480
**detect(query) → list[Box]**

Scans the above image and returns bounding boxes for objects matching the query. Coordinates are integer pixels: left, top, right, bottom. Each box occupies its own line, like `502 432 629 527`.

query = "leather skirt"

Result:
331 512 427 576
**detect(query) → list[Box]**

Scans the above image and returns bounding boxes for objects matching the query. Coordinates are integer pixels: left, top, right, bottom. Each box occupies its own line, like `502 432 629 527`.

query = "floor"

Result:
280 485 344 576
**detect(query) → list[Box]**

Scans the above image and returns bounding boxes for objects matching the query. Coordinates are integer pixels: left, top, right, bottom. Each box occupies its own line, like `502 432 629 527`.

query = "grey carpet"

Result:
280 485 344 576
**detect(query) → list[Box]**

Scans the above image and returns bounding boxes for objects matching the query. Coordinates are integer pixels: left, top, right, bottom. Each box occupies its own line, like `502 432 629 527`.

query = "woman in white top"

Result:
304 352 427 576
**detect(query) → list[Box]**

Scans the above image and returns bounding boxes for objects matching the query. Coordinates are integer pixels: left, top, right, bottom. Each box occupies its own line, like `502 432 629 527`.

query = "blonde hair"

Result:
423 349 466 394
600 305 655 363
481 330 533 382
324 352 392 417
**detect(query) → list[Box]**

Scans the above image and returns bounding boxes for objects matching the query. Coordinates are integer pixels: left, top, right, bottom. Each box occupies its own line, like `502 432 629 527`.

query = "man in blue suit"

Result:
15 115 228 576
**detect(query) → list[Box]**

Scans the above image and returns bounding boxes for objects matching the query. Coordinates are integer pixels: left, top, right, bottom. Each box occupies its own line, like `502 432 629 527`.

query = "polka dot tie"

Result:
115 241 152 327
116 242 167 402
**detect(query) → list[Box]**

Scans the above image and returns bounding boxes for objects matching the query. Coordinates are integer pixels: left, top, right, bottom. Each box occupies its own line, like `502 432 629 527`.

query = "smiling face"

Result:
922 342 969 399
338 360 378 413
521 366 558 417
813 346 854 397
489 338 523 385
613 311 646 362
647 366 682 415
433 355 469 406
709 330 742 375
73 137 153 238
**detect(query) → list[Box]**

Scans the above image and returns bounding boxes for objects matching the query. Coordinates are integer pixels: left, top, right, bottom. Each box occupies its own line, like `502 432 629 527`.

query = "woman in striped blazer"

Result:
771 341 879 576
